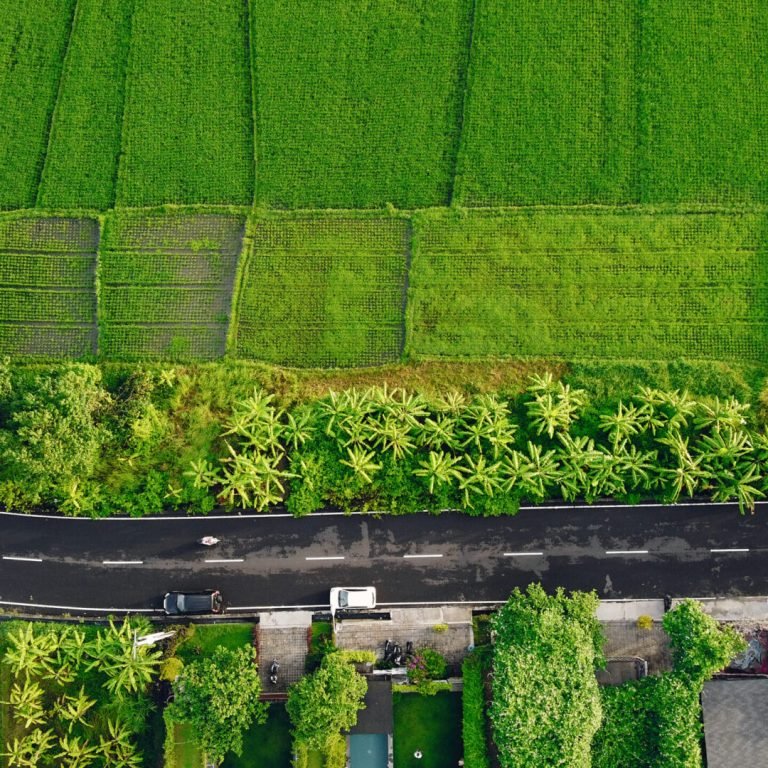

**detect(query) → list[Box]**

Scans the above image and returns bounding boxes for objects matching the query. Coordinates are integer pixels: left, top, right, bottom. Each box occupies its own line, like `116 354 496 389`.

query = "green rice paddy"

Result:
0 2 765 366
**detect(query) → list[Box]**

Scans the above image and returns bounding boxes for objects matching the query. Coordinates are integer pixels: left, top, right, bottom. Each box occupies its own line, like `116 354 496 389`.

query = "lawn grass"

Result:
234 216 409 367
222 704 293 768
0 0 76 209
455 0 637 205
116 0 253 205
393 692 463 768
639 0 768 203
251 0 472 208
173 722 205 768
408 209 768 363
175 623 254 665
36 0 134 209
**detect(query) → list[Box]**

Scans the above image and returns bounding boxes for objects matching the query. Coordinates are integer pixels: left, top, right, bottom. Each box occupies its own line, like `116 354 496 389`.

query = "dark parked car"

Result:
163 589 224 615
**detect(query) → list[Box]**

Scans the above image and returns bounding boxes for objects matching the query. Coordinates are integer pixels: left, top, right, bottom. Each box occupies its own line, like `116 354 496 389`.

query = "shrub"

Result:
462 652 491 768
160 656 184 682
636 615 654 630
408 648 448 687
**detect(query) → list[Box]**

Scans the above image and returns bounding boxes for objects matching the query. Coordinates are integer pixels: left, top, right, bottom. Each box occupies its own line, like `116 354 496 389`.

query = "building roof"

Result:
350 678 393 735
702 679 768 767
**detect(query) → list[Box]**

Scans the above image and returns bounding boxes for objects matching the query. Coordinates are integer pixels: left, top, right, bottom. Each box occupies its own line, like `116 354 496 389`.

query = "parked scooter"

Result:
269 659 280 685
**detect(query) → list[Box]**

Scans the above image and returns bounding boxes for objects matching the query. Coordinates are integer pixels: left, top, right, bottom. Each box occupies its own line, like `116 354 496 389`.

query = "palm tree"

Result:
413 451 463 495
3 623 59 680
55 687 96 733
340 446 382 485
458 454 502 509
710 462 765 514
376 415 416 461
695 396 750 433
418 413 460 451
600 401 644 450
6 678 46 728
55 735 98 768
515 442 561 502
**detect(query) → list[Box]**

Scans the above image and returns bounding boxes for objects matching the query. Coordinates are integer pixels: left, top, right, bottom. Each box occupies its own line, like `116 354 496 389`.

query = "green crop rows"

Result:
408 210 768 362
99 214 244 359
234 217 409 367
115 0 253 206
455 0 637 205
37 0 134 209
252 0 472 208
0 217 98 356
0 0 75 209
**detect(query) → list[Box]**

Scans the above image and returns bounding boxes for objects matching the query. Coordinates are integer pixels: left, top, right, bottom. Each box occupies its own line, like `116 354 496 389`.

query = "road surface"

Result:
0 502 763 615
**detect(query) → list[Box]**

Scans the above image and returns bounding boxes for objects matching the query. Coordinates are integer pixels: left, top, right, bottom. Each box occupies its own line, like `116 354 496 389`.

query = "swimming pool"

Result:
349 733 388 768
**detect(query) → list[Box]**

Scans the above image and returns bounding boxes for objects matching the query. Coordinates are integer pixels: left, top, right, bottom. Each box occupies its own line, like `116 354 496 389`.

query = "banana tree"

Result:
55 687 96 733
3 623 59 680
413 450 463 495
6 678 46 728
340 446 382 485
55 735 98 768
599 401 644 451
458 454 503 509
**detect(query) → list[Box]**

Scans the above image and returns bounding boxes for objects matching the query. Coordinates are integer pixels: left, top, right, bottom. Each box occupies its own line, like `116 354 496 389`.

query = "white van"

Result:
330 586 377 616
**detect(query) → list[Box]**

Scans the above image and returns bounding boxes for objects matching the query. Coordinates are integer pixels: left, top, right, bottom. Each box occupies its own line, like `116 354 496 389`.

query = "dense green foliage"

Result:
0 0 75 209
235 216 408 366
592 600 746 768
490 585 603 768
116 0 253 205
1 361 767 517
37 0 134 209
286 652 367 755
168 645 267 764
252 0 471 208
0 618 160 767
409 209 768 362
455 0 636 205
461 651 491 768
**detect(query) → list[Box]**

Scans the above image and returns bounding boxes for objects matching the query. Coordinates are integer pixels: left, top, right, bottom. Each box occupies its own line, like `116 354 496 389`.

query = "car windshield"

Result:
339 592 349 608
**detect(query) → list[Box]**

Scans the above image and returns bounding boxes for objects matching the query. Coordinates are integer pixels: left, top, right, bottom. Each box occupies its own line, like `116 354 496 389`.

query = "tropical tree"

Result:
694 396 749 433
3 729 57 768
55 687 96 733
458 454 503 508
3 622 58 680
5 678 46 728
98 719 141 768
169 645 267 764
340 446 382 485
599 402 644 450
414 450 463 495
287 651 367 753
54 734 98 768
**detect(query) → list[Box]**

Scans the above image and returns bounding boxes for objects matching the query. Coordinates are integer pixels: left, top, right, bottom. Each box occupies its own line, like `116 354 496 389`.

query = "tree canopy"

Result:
169 645 267 763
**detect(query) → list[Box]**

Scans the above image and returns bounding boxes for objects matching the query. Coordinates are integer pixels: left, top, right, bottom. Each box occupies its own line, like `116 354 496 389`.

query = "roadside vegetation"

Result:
1 359 766 517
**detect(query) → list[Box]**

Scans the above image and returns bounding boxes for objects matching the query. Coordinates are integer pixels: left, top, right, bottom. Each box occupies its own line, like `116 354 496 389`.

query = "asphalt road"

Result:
0 502 764 615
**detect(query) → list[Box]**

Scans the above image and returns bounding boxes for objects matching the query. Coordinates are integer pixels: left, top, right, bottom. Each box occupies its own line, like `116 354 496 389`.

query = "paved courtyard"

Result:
257 611 312 693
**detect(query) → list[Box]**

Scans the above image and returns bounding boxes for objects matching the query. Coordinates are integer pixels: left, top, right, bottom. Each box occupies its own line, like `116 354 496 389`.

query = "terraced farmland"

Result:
408 210 768 362
234 217 409 366
99 214 244 359
0 217 98 356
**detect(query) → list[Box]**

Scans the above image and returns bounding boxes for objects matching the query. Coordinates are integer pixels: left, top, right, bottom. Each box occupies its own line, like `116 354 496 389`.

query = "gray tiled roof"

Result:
702 679 768 767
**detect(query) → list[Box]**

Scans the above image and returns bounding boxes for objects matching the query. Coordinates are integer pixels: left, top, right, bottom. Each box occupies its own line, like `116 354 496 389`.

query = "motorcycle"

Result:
198 536 220 546
269 659 280 685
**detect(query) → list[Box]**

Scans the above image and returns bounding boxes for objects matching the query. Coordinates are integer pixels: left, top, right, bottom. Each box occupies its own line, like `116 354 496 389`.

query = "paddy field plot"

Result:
0 217 98 356
99 214 244 359
251 0 472 208
234 217 409 367
37 0 134 210
408 210 768 363
455 0 638 206
638 0 768 203
116 0 253 206
0 0 76 209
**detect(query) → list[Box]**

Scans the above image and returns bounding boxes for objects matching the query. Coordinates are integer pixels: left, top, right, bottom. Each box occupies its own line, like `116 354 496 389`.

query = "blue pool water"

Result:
349 733 388 768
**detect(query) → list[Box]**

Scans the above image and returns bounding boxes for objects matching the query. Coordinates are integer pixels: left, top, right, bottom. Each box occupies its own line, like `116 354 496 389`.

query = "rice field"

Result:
408 210 768 362
37 0 134 209
234 217 409 366
98 214 244 359
0 217 98 356
0 0 76 209
0 2 765 368
251 0 472 208
454 0 638 206
115 0 253 206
